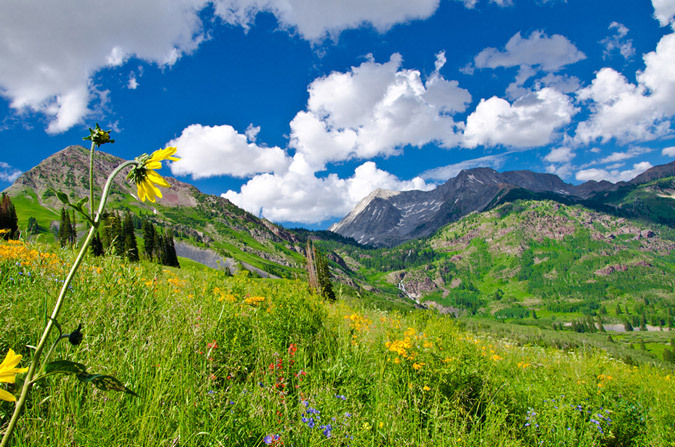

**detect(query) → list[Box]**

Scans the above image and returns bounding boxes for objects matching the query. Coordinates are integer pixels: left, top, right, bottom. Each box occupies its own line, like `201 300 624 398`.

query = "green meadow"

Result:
1 239 674 446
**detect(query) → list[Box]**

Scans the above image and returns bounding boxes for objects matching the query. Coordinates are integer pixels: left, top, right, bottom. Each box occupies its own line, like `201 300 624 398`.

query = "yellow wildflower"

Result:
244 296 265 306
127 147 180 202
0 349 28 402
423 385 431 391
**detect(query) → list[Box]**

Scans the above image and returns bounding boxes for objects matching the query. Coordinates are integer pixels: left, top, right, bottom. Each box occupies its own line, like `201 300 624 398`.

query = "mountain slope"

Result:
3 145 308 277
330 162 675 248
332 200 675 329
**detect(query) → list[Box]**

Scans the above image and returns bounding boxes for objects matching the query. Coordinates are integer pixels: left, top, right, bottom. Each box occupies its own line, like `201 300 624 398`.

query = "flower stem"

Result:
0 160 137 447
89 142 96 221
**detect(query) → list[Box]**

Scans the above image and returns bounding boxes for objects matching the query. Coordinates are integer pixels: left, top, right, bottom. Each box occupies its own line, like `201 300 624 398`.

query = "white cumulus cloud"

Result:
223 156 434 223
0 0 208 133
599 146 652 164
601 22 635 60
463 88 577 148
473 30 585 71
663 146 675 156
576 31 675 144
0 162 22 183
575 161 653 183
0 0 452 134
471 30 585 98
212 0 441 42
653 0 675 26
544 146 575 163
168 124 290 179
290 53 471 169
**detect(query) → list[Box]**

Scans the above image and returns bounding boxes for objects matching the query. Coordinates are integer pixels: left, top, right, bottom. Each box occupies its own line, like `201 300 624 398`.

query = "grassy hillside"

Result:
3 146 313 279
329 200 675 360
1 238 675 446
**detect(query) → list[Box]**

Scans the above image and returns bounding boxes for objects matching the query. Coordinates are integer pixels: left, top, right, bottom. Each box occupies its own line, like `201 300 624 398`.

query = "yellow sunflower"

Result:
127 147 180 202
0 349 28 402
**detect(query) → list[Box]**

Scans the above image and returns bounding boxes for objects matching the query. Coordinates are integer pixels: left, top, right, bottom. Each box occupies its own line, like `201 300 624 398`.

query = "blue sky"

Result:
1 0 675 229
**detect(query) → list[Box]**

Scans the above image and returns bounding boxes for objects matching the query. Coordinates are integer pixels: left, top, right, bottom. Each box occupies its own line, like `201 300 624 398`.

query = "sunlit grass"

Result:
1 238 674 446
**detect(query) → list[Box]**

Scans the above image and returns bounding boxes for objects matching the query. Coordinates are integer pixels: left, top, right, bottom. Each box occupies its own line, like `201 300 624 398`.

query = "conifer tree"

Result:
27 217 39 235
90 231 104 256
111 213 124 257
316 248 335 302
0 193 18 239
59 208 72 247
142 220 156 260
164 229 179 267
123 213 139 262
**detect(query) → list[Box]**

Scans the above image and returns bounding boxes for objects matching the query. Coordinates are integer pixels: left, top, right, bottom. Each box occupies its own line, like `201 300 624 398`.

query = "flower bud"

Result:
68 323 83 346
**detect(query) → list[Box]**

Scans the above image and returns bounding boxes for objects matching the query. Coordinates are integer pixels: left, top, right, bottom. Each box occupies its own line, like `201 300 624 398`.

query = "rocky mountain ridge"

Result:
330 162 675 247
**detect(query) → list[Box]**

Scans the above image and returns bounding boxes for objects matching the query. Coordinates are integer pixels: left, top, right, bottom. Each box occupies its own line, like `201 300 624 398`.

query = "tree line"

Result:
59 208 179 267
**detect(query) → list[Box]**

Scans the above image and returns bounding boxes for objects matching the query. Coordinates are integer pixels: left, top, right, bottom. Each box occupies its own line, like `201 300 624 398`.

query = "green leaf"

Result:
78 373 138 396
56 190 71 205
44 360 88 376
75 197 89 209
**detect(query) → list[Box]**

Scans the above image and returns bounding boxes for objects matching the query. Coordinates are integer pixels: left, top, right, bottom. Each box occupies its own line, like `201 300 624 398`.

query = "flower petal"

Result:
0 388 16 402
145 161 162 170
0 371 19 383
142 179 159 202
0 349 21 370
147 170 170 188
137 182 147 202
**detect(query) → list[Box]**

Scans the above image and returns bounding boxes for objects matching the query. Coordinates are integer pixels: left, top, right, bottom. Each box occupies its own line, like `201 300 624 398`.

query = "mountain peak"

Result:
330 161 675 247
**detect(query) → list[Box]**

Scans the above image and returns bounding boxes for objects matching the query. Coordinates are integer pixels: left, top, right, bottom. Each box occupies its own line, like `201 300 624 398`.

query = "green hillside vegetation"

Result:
587 177 675 227
4 146 309 280
328 200 675 361
2 238 675 446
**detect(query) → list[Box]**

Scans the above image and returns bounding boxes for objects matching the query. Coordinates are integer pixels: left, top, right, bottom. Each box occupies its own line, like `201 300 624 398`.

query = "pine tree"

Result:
154 231 165 264
90 231 104 256
142 220 156 260
0 193 19 239
27 217 39 235
110 213 124 257
123 213 139 262
164 229 179 267
316 248 335 301
59 208 72 247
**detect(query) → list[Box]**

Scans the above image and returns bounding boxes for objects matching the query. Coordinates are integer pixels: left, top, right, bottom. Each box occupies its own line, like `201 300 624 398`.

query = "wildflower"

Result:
423 385 431 391
0 349 29 402
320 424 333 437
127 147 179 202
263 434 280 445
83 123 115 147
67 323 84 346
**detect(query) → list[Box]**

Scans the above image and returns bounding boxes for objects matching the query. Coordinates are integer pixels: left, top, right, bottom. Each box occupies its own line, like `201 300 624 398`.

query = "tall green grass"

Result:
1 239 674 446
